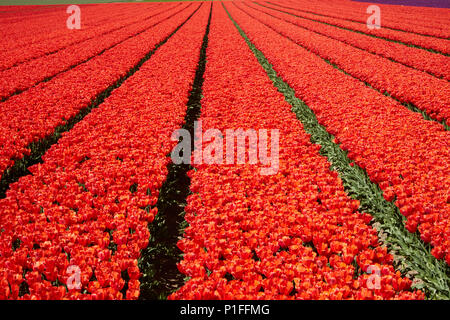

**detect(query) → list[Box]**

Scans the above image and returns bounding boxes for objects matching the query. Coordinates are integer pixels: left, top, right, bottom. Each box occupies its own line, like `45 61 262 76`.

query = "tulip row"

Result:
282 0 450 34
236 2 450 126
0 4 63 21
0 4 109 50
224 2 449 299
274 0 450 38
250 2 449 80
0 3 168 71
0 4 198 182
225 3 450 266
262 1 450 54
0 3 188 100
0 4 149 38
170 4 424 300
0 3 209 300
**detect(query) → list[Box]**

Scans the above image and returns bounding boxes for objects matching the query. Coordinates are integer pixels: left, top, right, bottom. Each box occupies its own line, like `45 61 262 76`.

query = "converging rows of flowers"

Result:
227 3 450 265
276 0 450 38
264 1 450 54
169 5 424 300
237 2 450 125
248 2 449 80
0 4 197 180
0 3 164 71
0 4 209 299
0 4 127 55
0 2 186 100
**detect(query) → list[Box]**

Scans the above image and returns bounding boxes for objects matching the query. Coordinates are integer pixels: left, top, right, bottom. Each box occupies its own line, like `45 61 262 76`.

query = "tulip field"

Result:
0 0 449 301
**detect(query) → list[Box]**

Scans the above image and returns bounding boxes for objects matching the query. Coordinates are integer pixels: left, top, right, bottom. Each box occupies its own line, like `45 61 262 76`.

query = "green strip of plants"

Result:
224 2 450 300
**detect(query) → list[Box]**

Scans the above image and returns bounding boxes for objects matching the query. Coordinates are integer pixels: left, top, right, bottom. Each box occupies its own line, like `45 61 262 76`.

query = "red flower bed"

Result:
277 0 450 39
0 3 186 100
0 3 167 71
247 2 450 80
0 3 209 299
226 3 450 265
273 0 450 39
263 1 450 54
0 3 198 180
236 2 450 125
169 5 424 300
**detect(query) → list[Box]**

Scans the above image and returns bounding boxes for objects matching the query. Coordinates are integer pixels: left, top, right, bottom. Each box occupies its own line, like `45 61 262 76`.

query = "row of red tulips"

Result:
170 4 424 300
237 2 450 126
0 3 187 100
0 4 110 51
0 4 65 21
276 0 450 38
0 4 197 180
226 3 450 265
250 2 449 80
0 3 164 71
263 1 450 54
0 3 209 299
